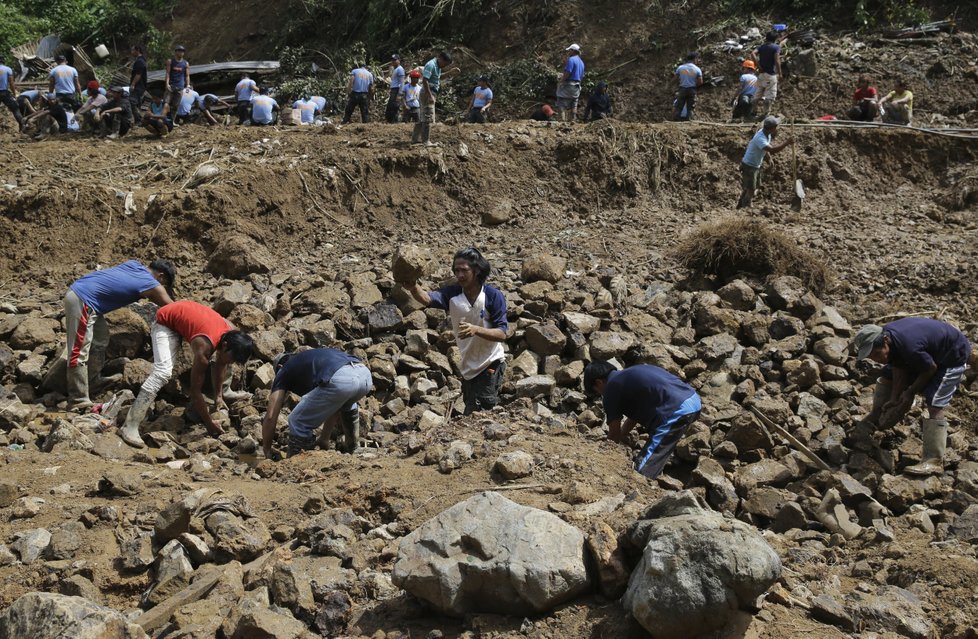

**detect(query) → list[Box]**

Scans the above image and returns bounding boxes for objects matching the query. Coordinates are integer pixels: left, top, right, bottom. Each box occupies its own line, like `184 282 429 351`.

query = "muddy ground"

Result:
1 115 977 639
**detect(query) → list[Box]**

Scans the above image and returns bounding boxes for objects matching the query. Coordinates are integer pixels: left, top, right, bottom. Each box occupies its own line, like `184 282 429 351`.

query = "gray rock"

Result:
494 451 534 479
555 360 584 387
392 244 434 282
589 331 638 360
0 592 148 639
525 323 566 356
514 375 556 398
205 235 272 279
813 337 850 366
696 332 739 361
0 397 35 429
521 255 566 284
846 586 937 639
563 312 600 335
44 522 84 560
0 544 16 566
623 498 781 639
271 562 316 617
10 528 51 564
229 606 310 639
206 512 271 562
950 504 978 543
120 534 155 572
438 440 474 474
9 317 60 351
213 281 253 316
717 279 756 311
144 539 194 606
392 491 591 615
42 419 94 453
58 575 102 604
366 304 403 333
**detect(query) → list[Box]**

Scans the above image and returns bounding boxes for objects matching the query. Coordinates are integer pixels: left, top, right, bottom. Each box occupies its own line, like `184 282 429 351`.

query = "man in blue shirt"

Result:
198 93 232 126
292 95 318 125
0 55 24 129
55 260 176 409
731 60 758 121
400 70 422 122
342 62 375 124
556 44 585 121
737 116 794 208
235 74 259 124
261 349 373 459
250 88 279 126
310 95 328 116
467 75 493 123
852 319 972 475
398 247 510 415
674 52 703 121
585 361 702 479
17 89 42 119
48 55 82 109
173 87 201 125
165 45 191 115
413 50 453 145
385 54 405 123
752 32 782 117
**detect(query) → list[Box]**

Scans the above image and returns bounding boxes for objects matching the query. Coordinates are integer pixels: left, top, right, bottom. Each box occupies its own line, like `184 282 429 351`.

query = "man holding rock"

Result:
56 260 176 410
584 361 702 479
120 300 254 448
397 247 510 415
261 349 373 458
851 318 972 475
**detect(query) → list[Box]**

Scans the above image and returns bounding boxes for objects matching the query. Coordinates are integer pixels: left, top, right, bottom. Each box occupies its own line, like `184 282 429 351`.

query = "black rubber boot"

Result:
340 407 360 453
287 433 316 458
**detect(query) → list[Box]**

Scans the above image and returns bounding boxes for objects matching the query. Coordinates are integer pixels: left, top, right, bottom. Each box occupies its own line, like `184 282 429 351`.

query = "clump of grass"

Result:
673 216 831 293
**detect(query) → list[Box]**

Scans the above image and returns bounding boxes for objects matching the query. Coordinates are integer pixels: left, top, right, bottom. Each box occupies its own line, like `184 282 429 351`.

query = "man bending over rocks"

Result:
261 348 373 459
851 318 972 475
58 260 176 410
398 247 510 415
120 300 253 448
584 361 702 479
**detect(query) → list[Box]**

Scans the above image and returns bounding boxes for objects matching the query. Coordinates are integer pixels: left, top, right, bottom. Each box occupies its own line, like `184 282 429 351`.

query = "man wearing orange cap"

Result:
731 60 758 121
399 69 422 122
531 104 556 121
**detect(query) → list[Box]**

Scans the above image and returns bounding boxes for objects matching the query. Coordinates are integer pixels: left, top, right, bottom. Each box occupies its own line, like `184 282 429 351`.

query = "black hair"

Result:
583 360 617 394
439 50 454 64
766 32 777 42
453 247 490 284
218 331 254 363
687 52 698 60
149 259 177 296
132 44 144 54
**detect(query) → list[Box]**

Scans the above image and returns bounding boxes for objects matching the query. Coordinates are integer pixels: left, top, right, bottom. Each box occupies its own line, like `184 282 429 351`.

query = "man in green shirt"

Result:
412 50 453 146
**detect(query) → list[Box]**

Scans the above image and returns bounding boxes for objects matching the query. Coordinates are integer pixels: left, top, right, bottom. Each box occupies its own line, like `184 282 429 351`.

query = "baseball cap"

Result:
174 44 186 51
762 115 781 128
409 69 421 78
566 44 581 52
273 352 292 370
391 54 400 60
851 325 883 360
87 80 100 91
542 104 554 116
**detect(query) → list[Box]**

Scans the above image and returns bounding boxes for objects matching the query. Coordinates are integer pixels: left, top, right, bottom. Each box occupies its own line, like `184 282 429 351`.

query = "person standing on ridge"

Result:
751 32 782 117
342 62 375 124
412 50 453 145
165 45 191 116
385 54 405 123
674 52 703 121
467 75 493 123
48 54 82 110
736 115 794 209
556 44 585 121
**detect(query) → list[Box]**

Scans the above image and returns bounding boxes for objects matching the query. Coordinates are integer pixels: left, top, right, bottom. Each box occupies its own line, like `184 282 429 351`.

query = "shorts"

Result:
882 360 970 408
756 73 778 101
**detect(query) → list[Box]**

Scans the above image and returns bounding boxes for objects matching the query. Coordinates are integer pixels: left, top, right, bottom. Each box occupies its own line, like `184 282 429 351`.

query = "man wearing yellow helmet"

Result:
732 59 758 121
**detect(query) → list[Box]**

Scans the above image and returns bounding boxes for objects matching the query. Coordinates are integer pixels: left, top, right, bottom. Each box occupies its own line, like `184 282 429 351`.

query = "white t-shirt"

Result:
430 284 508 380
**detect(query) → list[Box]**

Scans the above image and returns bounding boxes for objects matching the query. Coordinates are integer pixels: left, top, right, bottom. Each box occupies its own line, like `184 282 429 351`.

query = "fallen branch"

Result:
861 309 943 323
461 483 551 493
748 406 830 471
295 168 345 225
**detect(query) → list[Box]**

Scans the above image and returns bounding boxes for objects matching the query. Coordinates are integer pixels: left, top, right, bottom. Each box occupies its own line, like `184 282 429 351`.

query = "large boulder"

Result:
392 244 434 283
521 255 566 284
10 317 60 351
624 491 781 639
392 491 591 615
0 592 148 639
205 236 272 279
105 307 149 359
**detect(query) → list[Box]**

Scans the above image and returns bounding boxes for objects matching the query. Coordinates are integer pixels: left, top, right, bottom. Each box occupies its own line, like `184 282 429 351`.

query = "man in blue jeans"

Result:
584 361 702 479
261 348 373 459
674 51 703 121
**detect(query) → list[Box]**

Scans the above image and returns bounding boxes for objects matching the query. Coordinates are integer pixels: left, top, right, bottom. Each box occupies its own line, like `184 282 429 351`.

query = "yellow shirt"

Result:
885 89 913 114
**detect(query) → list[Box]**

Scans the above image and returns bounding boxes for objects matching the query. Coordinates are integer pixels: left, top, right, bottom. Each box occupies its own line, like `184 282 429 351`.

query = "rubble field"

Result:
0 117 977 639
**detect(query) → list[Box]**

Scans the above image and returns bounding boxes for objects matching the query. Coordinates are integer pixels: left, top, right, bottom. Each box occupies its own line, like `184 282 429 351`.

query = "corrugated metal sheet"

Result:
146 60 280 83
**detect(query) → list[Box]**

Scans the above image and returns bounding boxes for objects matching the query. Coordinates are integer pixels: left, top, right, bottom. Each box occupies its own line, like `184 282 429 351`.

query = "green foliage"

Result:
0 5 48 57
442 58 558 111
721 0 929 29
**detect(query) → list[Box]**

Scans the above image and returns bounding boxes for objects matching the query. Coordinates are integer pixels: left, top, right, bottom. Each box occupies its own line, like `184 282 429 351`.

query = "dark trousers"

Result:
385 88 400 123
461 361 506 415
468 107 487 123
0 91 22 126
675 86 697 121
343 92 370 123
237 100 252 124
635 410 700 479
732 95 754 120
56 92 79 111
402 107 420 122
737 162 762 209
129 87 146 124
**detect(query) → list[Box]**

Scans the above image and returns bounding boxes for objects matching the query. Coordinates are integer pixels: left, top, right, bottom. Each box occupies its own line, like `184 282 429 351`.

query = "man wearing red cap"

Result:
400 69 423 122
76 80 108 131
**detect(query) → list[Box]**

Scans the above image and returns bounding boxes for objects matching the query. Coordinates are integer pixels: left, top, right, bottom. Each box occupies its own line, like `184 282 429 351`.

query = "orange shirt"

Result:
156 300 230 349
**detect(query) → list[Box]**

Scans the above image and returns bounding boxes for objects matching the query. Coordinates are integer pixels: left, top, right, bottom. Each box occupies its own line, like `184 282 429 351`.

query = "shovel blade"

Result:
791 179 806 211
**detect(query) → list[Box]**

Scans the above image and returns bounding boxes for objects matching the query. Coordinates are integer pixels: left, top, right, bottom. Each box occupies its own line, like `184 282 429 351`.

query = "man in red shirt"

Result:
848 75 879 121
119 300 253 448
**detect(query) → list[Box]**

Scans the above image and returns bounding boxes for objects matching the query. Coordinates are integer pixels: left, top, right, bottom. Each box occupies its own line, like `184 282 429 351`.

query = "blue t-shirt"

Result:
168 59 189 90
19 89 40 102
351 68 374 93
390 65 405 89
198 93 220 109
69 261 161 315
472 86 493 108
0 65 13 92
564 55 585 82
401 83 421 108
250 95 278 124
176 90 200 115
742 128 772 168
292 98 317 123
676 62 702 88
272 348 361 397
235 79 257 101
423 58 442 93
885 318 972 372
739 73 758 96
310 96 327 112
602 365 698 431
756 43 780 75
50 64 78 94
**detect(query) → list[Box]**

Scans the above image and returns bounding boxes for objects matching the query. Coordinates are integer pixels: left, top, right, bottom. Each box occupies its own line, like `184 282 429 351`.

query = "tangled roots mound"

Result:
674 217 831 293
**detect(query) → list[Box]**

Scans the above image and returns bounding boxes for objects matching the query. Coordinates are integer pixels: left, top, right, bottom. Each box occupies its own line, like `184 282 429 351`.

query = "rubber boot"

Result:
340 406 359 453
222 371 252 402
411 122 422 144
119 391 153 448
67 365 93 410
904 418 947 476
287 433 315 458
863 378 892 427
421 122 431 145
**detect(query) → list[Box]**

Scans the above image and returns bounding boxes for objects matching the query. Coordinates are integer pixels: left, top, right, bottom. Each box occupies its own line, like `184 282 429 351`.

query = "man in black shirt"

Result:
100 87 133 138
25 93 68 139
129 44 148 124
583 81 612 121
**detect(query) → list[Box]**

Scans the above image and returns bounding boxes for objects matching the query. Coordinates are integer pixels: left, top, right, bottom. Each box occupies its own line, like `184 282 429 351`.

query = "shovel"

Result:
790 118 805 211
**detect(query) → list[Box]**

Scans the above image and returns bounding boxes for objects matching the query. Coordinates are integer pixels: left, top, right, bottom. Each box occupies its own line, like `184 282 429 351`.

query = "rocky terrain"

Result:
0 112 977 639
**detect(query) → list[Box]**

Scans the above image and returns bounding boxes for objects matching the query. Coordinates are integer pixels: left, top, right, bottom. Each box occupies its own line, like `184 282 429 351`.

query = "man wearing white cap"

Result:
851 319 971 475
736 115 793 208
556 44 585 121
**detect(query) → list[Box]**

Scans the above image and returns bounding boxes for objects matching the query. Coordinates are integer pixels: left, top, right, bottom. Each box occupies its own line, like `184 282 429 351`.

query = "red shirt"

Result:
853 86 877 102
156 300 231 349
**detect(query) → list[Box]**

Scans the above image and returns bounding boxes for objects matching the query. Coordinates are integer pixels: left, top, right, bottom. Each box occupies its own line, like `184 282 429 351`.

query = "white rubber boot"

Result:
119 392 152 449
904 418 947 476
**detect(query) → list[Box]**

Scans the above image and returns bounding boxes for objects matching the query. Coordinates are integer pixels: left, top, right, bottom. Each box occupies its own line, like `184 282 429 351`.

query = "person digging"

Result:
120 300 254 448
261 348 373 459
851 318 972 476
